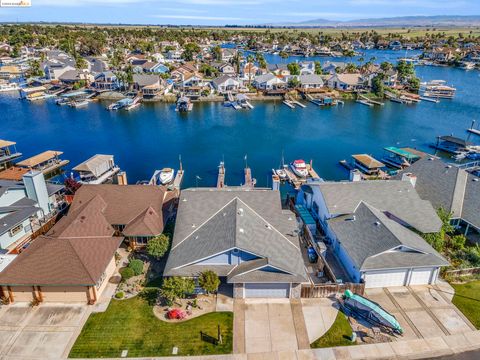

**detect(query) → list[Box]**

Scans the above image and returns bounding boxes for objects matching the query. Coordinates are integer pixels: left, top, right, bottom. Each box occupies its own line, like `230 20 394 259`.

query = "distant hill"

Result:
265 15 480 28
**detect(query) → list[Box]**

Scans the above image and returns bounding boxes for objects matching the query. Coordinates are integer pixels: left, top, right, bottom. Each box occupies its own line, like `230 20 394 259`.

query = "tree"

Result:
147 234 170 259
371 74 385 97
314 61 323 75
212 45 222 61
182 42 201 61
198 270 220 294
287 62 300 75
160 277 195 305
128 259 144 276
28 59 44 77
288 76 300 88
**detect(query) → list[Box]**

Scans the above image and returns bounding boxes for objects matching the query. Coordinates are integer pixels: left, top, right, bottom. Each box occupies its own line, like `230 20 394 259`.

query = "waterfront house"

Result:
164 188 308 298
212 75 241 94
297 180 447 288
252 73 286 91
393 157 480 240
423 47 457 63
0 140 22 171
0 65 22 80
42 53 77 81
241 62 259 83
93 71 120 91
0 172 64 253
58 69 94 85
327 73 365 91
132 74 163 97
295 74 324 90
389 40 403 50
85 57 109 74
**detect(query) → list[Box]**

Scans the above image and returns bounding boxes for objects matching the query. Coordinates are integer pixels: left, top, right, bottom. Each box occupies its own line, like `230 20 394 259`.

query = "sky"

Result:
0 0 479 25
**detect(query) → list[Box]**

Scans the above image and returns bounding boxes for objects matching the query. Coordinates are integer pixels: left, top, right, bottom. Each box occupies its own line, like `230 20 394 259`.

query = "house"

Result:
142 62 169 74
297 180 447 288
295 74 324 89
93 71 120 91
393 157 480 239
58 69 94 85
211 62 236 75
423 47 457 63
0 172 64 253
267 64 290 77
327 73 364 91
212 75 241 94
252 73 286 91
85 57 108 74
241 62 259 83
42 52 77 81
322 61 347 75
49 184 172 249
132 74 163 97
0 65 22 80
164 188 308 298
220 48 237 62
165 49 183 61
299 61 316 75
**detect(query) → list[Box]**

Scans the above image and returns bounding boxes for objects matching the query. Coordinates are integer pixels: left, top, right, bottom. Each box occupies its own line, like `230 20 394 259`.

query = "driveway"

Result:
0 303 90 359
364 285 476 341
236 298 301 354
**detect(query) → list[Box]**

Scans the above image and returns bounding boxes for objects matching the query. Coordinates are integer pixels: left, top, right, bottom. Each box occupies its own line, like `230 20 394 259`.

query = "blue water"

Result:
2 50 480 188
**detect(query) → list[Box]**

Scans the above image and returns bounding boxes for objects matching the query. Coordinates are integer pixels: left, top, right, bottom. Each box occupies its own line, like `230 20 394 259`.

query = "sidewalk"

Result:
71 330 480 360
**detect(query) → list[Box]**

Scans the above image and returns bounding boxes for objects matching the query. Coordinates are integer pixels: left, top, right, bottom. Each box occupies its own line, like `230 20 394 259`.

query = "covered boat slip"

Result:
72 154 119 184
351 154 385 175
0 139 22 170
17 150 69 173
382 147 420 169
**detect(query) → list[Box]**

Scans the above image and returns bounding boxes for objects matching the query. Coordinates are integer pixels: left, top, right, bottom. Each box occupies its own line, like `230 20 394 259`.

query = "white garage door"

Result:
364 269 408 288
409 268 434 285
244 283 290 298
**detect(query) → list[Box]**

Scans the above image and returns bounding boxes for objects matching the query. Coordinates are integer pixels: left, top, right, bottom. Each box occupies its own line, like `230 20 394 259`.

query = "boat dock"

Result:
217 161 226 188
358 94 384 106
243 167 256 189
467 120 480 136
356 99 374 107
283 161 321 189
283 100 295 109
173 169 184 190
292 100 306 108
419 96 440 103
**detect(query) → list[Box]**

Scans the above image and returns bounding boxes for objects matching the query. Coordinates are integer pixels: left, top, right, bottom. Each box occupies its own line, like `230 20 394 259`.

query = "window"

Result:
135 236 149 245
9 224 23 237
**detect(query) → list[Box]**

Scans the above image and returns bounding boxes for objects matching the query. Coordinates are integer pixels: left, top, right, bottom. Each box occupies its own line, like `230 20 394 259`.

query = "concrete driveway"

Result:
235 298 301 354
0 303 90 359
364 285 475 341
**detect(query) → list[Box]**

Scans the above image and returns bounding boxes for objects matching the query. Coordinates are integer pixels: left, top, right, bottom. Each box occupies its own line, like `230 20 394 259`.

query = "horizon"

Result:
0 0 480 26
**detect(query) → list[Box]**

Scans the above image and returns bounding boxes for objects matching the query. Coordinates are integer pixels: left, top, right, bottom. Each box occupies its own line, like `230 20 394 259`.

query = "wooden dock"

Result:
283 100 295 109
243 167 256 189
358 94 384 106
292 100 306 108
173 169 184 190
217 162 226 188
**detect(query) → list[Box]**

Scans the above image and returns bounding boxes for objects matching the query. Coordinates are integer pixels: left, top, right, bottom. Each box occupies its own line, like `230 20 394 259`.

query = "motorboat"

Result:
276 168 287 179
176 96 193 112
150 168 175 185
290 159 308 178
69 99 89 108
0 82 20 92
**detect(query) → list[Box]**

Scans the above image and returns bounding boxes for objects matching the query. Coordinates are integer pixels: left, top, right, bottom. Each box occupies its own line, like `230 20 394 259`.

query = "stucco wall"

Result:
95 255 117 298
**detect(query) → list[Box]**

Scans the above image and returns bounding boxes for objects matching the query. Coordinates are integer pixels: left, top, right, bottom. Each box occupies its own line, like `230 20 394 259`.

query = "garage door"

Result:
363 269 408 288
409 268 434 285
244 283 290 298
41 286 89 302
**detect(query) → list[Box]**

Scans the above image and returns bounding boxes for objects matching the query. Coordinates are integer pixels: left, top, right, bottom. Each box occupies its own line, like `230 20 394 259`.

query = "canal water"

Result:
2 51 480 187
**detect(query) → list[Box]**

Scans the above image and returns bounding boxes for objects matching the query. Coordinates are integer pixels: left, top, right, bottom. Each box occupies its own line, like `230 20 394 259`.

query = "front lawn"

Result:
69 291 233 358
310 311 354 348
451 280 480 329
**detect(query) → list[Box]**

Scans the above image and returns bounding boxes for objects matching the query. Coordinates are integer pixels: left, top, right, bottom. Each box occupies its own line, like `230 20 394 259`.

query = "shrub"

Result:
128 259 144 276
146 234 170 259
115 291 124 299
120 267 135 281
160 277 195 305
198 270 220 294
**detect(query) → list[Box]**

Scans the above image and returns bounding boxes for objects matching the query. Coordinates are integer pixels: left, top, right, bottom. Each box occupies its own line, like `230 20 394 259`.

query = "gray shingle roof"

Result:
315 180 442 233
328 202 448 271
393 157 480 229
164 188 307 283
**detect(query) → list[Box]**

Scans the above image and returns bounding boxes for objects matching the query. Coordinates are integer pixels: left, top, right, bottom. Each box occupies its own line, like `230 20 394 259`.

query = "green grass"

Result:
310 311 354 349
451 280 480 329
69 290 233 358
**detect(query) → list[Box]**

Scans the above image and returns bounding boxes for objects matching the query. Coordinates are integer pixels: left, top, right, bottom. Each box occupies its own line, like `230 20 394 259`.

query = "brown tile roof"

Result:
68 185 166 236
48 195 115 238
123 206 163 237
0 236 122 286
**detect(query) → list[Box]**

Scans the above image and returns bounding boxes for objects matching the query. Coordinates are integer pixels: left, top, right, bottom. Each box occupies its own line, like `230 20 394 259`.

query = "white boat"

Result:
150 168 175 185
176 96 193 112
0 82 20 92
460 62 475 70
69 99 89 108
275 169 287 179
290 159 309 178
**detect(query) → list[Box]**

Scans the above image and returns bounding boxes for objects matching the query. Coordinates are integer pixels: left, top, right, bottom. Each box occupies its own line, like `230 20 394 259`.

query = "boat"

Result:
290 159 309 178
150 168 175 185
125 96 142 111
107 98 133 111
236 94 254 109
276 168 287 179
460 62 475 70
72 154 120 184
69 99 89 108
420 80 456 99
381 147 420 169
341 290 403 335
0 82 20 92
176 96 193 112
55 98 70 106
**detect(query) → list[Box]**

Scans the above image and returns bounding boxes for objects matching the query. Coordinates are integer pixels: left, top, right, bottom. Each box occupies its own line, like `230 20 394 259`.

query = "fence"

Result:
301 282 365 298
445 267 480 277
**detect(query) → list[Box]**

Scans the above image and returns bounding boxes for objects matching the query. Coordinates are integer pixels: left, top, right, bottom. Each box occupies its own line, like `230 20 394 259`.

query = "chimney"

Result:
401 172 417 188
350 169 362 182
23 171 50 216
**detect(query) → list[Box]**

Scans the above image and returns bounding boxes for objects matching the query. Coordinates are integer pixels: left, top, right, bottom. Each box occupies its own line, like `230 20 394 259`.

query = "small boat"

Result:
176 96 193 112
69 99 89 108
460 62 475 70
290 159 308 178
341 290 403 335
276 169 287 179
158 168 175 184
55 98 70 106
107 98 133 111
0 82 20 92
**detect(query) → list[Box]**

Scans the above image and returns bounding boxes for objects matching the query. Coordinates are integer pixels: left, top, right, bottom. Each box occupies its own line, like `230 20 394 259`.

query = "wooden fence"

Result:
301 282 365 298
445 267 480 277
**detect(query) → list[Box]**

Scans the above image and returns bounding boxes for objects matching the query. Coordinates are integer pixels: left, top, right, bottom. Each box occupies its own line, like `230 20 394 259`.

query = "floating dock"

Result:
282 161 321 189
358 94 384 106
356 99 374 107
173 169 184 190
283 100 295 109
292 100 306 108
